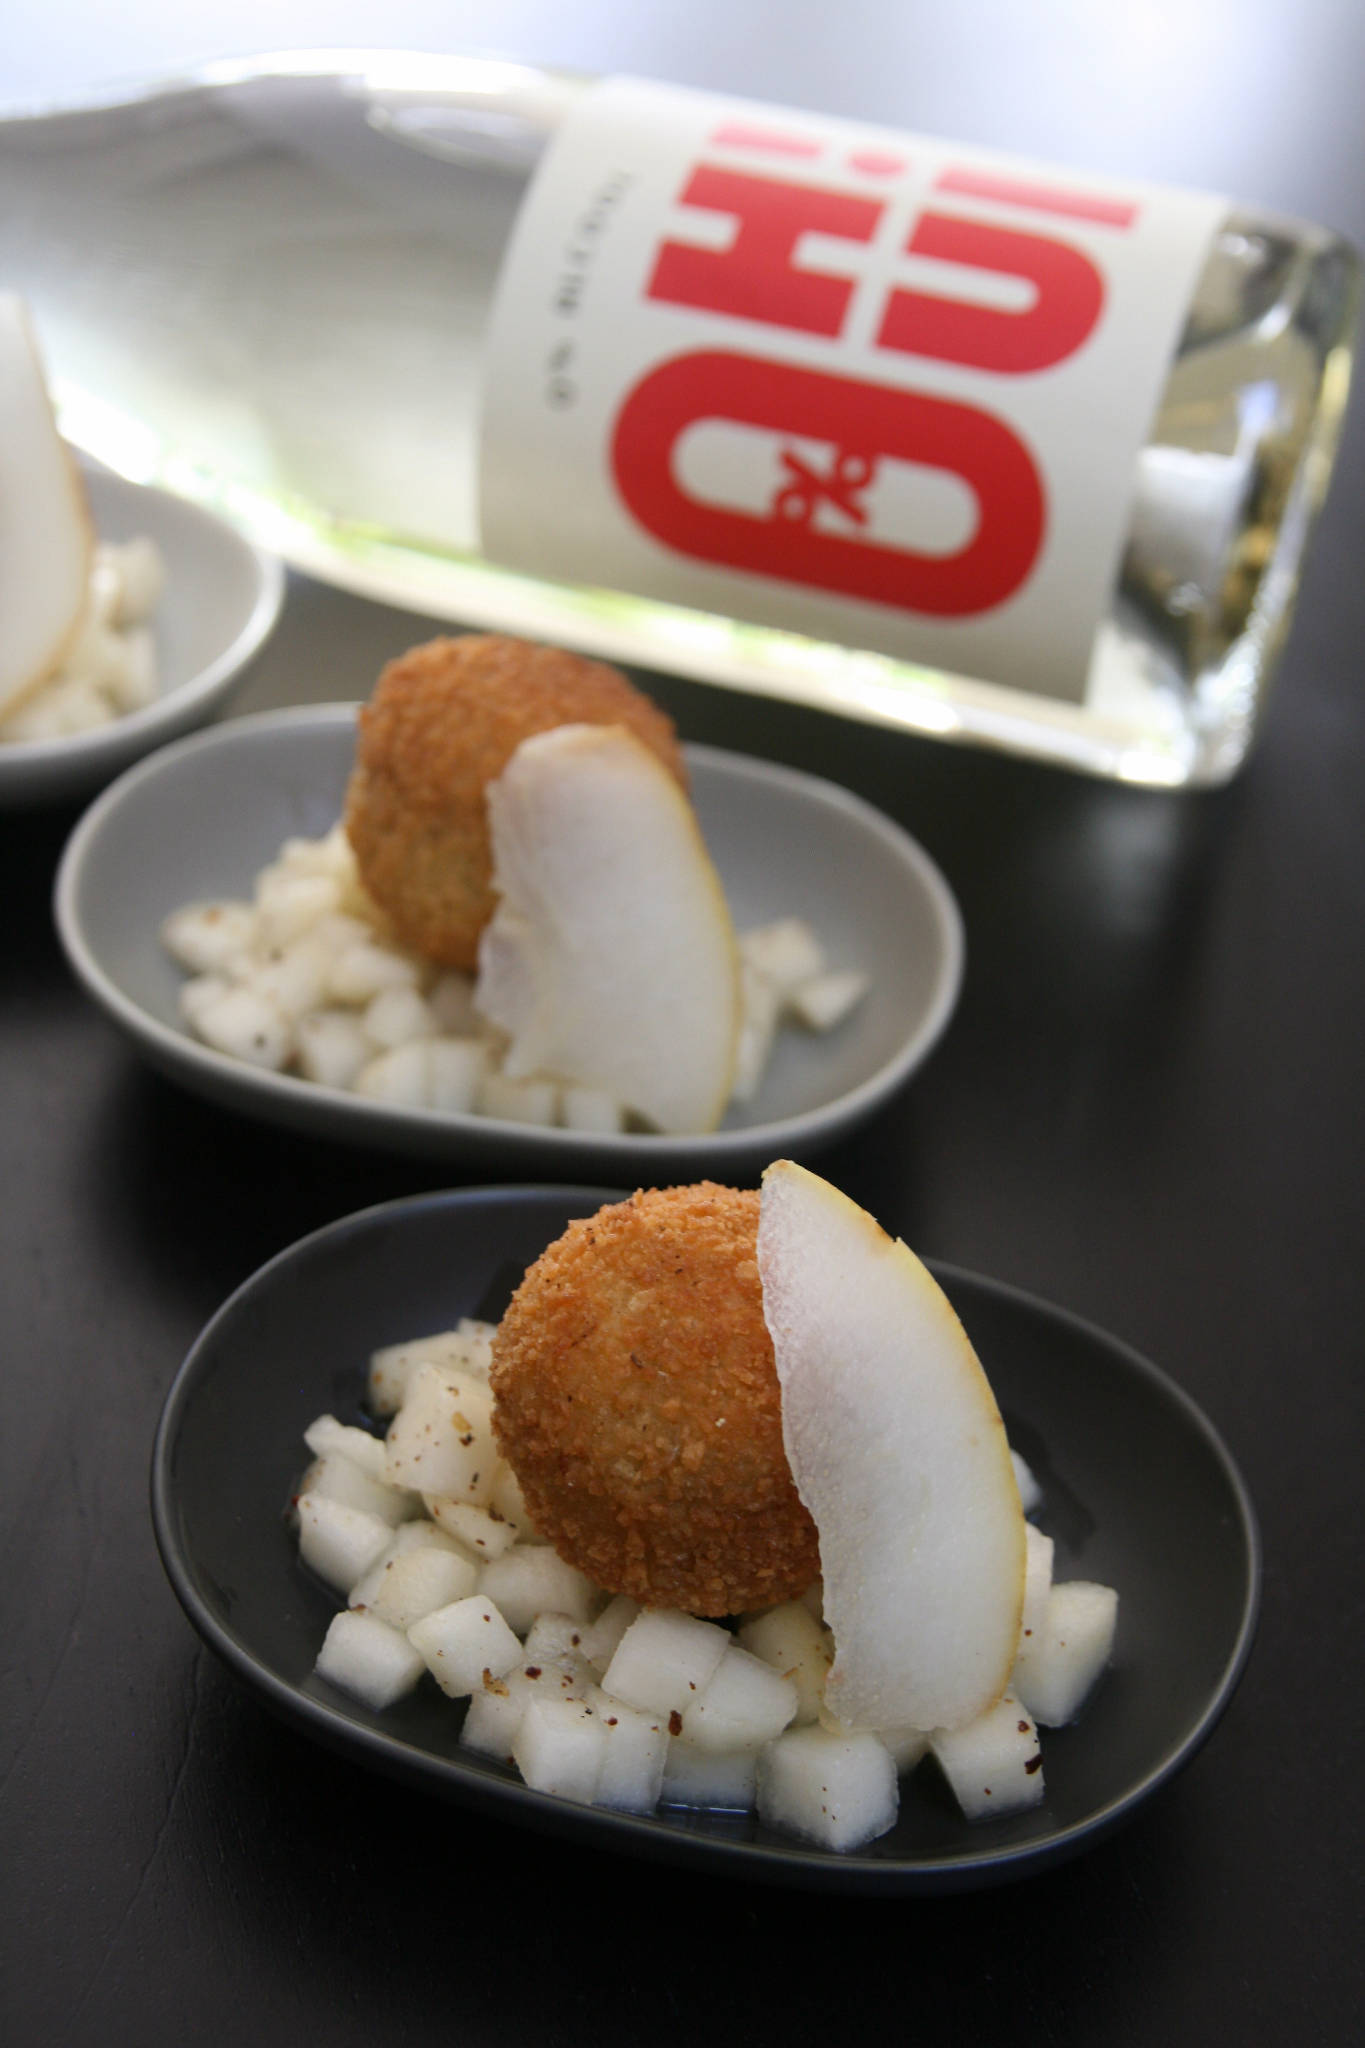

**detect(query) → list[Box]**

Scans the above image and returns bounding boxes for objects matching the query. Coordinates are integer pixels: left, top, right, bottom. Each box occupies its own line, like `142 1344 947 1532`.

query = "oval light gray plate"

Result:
151 1185 1261 1896
0 461 284 808
54 704 964 1176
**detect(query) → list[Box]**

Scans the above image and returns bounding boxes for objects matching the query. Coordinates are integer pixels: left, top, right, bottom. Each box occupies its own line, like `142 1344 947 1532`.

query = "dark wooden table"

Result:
4 5 1364 2042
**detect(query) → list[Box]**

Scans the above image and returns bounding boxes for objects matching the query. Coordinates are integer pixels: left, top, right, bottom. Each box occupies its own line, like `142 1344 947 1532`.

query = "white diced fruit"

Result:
188 983 292 1069
740 918 827 993
295 1493 393 1595
512 1695 606 1804
1012 1449 1045 1515
1013 1582 1118 1727
523 1612 595 1668
353 1041 433 1108
298 1450 414 1527
314 1609 425 1710
578 1594 641 1674
255 872 344 950
488 1459 541 1539
478 1546 601 1634
327 940 422 1004
930 1692 1045 1821
476 1070 560 1127
348 1544 480 1631
363 984 436 1048
787 969 869 1032
874 1726 930 1773
682 1645 798 1753
589 1688 668 1813
1014 1522 1055 1669
250 939 333 1021
757 1727 899 1852
296 1009 372 1090
423 1495 519 1560
428 1038 491 1114
367 1327 490 1415
602 1610 731 1717
460 1660 593 1764
559 1085 625 1134
737 1602 833 1727
302 1413 390 1482
161 901 257 974
408 1596 523 1698
661 1738 759 1810
384 1363 497 1504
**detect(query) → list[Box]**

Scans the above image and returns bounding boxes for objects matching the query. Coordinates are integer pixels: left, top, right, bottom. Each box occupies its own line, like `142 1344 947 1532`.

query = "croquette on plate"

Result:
490 1183 820 1616
343 634 687 969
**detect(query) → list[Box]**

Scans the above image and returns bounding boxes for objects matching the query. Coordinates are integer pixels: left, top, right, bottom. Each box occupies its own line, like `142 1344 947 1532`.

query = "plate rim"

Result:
0 463 285 785
54 702 966 1165
150 1182 1261 1897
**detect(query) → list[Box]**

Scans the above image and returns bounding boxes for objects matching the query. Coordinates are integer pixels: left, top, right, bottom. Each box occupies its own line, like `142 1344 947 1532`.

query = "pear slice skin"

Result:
475 723 739 1134
757 1160 1025 1733
0 294 94 717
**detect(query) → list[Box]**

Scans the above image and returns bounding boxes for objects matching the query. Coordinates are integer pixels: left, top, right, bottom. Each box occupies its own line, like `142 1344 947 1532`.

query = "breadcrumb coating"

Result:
344 634 687 968
490 1184 820 1616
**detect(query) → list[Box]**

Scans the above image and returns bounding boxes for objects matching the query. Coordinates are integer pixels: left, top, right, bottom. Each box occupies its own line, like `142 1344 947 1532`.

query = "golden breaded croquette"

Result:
490 1183 820 1616
343 634 687 968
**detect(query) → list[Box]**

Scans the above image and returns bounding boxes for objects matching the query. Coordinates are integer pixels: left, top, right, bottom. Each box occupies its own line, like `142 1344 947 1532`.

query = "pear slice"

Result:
757 1160 1025 1732
0 294 94 718
475 723 739 1134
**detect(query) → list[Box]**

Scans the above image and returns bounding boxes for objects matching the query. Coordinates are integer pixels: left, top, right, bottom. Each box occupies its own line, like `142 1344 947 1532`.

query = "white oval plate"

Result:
54 704 964 1176
0 461 284 808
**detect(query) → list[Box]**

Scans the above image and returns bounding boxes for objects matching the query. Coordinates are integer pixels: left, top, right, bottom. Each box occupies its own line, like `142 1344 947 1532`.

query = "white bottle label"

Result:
479 78 1224 704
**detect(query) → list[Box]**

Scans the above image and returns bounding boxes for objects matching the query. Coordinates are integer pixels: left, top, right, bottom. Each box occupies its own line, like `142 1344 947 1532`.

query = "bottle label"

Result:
479 78 1224 704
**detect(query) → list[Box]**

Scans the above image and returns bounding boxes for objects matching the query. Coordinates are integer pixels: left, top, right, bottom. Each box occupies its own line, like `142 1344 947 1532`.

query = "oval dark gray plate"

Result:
56 705 963 1177
151 1186 1260 1895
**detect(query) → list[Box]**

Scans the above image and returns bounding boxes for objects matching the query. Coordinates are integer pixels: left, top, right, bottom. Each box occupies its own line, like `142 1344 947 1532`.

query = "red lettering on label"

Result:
878 214 1104 372
648 168 883 337
936 166 1138 229
611 351 1044 617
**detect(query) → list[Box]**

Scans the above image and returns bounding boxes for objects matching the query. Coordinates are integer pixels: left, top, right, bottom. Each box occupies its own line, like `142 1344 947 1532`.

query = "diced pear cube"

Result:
302 1413 389 1482
524 1612 596 1668
1012 1582 1118 1727
314 1609 424 1709
295 1492 393 1594
660 1738 758 1810
255 872 344 951
739 918 826 993
428 1038 491 1114
363 984 436 1049
488 1459 541 1538
730 957 781 1103
353 1041 433 1108
407 1595 523 1698
461 1667 538 1764
681 1644 798 1753
478 1546 601 1634
160 900 258 974
601 1610 731 1717
250 939 333 1022
930 1691 1045 1820
423 1495 519 1560
512 1695 606 1804
560 1085 625 1134
578 1594 641 1674
327 940 421 1004
1011 1449 1045 1515
378 1517 465 1561
1014 1521 1055 1668
476 1070 560 1126
874 1725 930 1773
756 1726 899 1851
589 1687 668 1813
189 983 292 1070
787 968 868 1032
102 535 165 626
296 1009 372 1090
384 1363 497 1504
367 1328 487 1415
348 1544 479 1631
737 1601 833 1726
298 1450 414 1527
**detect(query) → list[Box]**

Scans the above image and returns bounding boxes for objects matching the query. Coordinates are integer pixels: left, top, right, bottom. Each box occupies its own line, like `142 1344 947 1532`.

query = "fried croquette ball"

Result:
490 1183 820 1616
344 634 687 968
